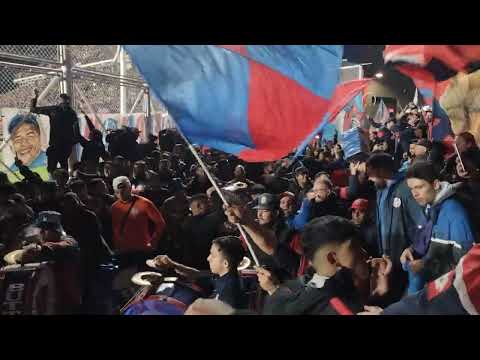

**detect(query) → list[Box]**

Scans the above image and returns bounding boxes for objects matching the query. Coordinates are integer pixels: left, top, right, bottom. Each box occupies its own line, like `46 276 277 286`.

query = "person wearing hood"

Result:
401 161 475 294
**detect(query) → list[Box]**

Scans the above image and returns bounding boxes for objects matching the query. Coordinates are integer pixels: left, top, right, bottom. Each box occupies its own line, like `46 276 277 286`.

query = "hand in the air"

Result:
350 161 360 176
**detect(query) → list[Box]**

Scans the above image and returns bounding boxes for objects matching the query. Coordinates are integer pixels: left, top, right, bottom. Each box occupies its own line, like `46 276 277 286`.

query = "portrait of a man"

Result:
8 114 47 172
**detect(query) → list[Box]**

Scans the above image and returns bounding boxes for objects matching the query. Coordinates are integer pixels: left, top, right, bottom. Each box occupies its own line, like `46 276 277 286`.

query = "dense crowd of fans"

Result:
1 92 480 315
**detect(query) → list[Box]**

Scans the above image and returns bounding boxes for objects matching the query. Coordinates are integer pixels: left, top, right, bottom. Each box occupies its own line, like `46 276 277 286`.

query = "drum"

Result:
0 262 56 315
122 276 205 315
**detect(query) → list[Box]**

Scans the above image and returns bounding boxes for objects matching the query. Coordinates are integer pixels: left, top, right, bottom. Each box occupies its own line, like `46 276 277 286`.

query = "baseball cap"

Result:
35 211 65 234
253 193 278 211
112 176 131 191
350 198 369 211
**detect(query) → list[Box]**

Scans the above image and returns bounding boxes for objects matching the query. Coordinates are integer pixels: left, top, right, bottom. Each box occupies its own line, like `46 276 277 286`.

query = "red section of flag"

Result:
240 61 329 161
329 297 354 315
385 45 480 73
327 79 371 124
460 244 480 313
426 271 455 301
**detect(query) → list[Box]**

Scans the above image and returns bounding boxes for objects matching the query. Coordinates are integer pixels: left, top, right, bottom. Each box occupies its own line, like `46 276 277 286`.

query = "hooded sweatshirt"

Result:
406 181 475 292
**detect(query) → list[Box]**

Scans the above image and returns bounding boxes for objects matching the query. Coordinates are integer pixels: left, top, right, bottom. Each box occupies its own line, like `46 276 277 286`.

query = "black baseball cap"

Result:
253 193 278 211
294 166 309 177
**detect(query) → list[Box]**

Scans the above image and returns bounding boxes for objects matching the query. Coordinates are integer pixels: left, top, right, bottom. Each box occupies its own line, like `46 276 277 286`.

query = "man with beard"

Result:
224 194 300 280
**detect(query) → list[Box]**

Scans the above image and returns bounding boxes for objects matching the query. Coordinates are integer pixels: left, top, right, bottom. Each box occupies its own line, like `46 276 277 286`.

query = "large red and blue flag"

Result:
296 78 371 153
384 45 480 81
396 65 454 143
124 45 343 162
382 45 480 143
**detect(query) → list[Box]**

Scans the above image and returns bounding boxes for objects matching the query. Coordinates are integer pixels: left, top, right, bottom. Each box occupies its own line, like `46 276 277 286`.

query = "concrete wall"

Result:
364 68 416 117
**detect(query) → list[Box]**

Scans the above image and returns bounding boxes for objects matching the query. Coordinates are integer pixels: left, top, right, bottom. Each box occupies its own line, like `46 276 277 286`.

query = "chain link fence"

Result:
0 45 60 63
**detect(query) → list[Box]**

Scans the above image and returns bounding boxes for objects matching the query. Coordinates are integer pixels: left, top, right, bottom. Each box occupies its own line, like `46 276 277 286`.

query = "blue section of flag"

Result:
354 93 364 112
124 45 253 155
419 87 433 98
245 45 343 99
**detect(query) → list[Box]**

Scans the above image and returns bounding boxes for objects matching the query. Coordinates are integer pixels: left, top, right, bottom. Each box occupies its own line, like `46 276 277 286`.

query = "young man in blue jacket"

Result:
366 153 424 302
401 161 475 293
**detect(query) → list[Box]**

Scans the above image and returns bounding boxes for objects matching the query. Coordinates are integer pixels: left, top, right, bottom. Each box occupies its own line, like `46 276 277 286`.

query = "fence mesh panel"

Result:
0 45 59 62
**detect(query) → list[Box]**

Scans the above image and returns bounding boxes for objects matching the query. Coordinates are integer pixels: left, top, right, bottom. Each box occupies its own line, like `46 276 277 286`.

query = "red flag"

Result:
384 45 480 80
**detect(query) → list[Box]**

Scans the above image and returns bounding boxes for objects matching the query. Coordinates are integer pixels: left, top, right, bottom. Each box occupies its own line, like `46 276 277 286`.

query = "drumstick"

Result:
453 143 466 174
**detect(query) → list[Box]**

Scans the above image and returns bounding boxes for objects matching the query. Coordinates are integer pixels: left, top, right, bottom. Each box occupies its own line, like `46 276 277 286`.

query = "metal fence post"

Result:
119 47 127 115
144 87 152 137
59 45 79 167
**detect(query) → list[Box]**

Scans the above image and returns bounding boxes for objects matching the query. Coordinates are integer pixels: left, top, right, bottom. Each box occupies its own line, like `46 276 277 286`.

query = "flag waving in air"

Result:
384 45 464 142
294 78 371 156
124 45 343 162
384 45 480 81
373 99 389 125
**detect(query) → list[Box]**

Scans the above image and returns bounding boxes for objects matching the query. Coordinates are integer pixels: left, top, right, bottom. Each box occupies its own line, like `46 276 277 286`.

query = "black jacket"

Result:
196 272 247 309
288 180 312 209
346 175 376 204
309 193 348 220
30 98 79 147
180 209 225 270
62 206 111 267
263 270 363 315
77 114 108 164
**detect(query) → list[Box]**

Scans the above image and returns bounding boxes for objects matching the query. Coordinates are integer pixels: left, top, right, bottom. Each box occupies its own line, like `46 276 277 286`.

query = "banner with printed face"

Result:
1 108 176 182
0 108 50 183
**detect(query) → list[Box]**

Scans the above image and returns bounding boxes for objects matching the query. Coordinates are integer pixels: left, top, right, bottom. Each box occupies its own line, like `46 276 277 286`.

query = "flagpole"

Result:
173 126 261 267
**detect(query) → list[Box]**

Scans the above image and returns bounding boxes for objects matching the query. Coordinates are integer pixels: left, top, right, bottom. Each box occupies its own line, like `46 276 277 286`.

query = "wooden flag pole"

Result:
174 128 261 267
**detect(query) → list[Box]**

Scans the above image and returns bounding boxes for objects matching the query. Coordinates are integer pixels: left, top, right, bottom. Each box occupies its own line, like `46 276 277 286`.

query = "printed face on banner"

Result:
1 108 50 182
10 122 42 166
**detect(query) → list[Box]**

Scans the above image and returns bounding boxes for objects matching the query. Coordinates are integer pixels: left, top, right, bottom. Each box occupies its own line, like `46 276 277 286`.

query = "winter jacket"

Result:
30 99 79 147
346 175 376 204
309 193 348 221
410 182 475 285
375 172 424 301
284 198 312 232
288 180 312 209
263 269 363 315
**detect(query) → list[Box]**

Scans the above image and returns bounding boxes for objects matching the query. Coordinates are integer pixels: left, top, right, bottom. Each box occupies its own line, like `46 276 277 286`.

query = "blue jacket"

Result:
285 198 311 232
375 172 423 269
412 182 475 284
